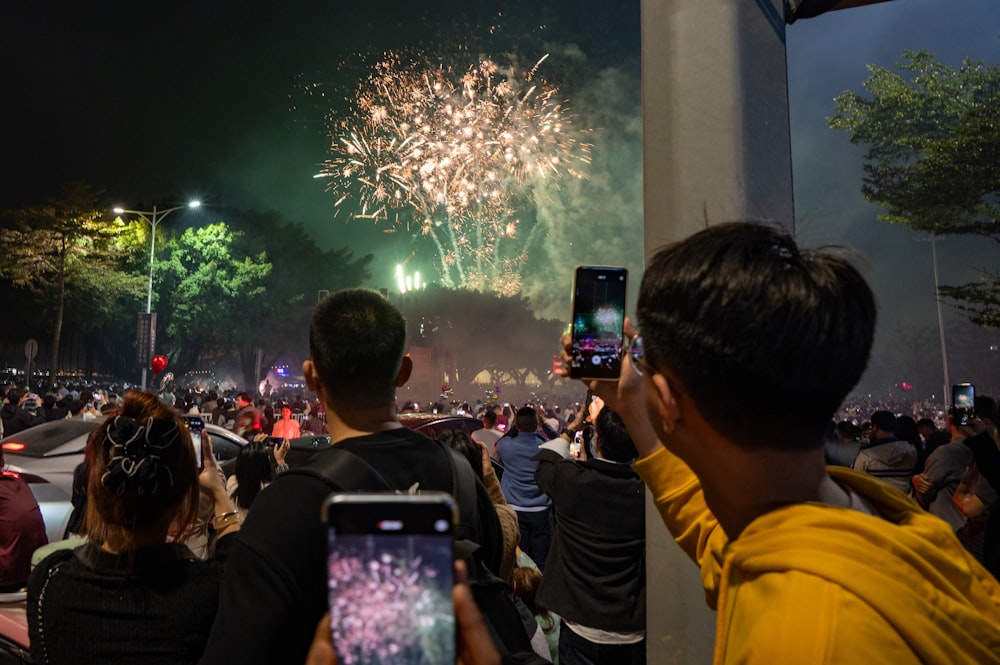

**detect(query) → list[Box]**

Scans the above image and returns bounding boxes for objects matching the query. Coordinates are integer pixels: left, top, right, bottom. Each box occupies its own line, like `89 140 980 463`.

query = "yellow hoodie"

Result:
634 446 1000 664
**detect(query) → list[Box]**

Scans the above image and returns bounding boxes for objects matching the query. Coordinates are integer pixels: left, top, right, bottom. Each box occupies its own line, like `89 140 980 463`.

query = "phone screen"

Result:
570 266 628 380
324 494 455 665
951 383 975 426
183 416 205 471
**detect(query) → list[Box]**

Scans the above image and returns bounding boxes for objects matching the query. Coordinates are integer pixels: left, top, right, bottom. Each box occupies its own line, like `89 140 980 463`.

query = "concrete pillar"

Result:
640 1 795 663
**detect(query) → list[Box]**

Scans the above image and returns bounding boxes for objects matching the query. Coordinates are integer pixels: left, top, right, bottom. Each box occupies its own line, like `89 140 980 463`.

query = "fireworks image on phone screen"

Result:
327 532 454 664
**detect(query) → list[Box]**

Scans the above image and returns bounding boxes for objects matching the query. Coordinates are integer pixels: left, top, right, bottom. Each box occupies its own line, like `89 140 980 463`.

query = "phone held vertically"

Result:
182 415 205 471
570 266 628 380
323 492 456 665
951 383 976 426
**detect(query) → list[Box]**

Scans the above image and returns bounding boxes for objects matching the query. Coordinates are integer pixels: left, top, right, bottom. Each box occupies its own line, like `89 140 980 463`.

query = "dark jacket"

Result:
964 431 1000 579
4 407 46 436
533 447 646 632
200 427 504 665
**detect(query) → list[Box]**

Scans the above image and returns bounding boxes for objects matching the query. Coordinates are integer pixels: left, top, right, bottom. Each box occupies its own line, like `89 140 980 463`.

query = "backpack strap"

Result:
428 438 479 544
284 446 392 492
287 439 480 550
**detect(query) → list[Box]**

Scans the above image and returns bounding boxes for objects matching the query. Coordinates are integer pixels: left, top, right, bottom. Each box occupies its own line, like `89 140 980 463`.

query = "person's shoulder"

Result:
29 545 77 583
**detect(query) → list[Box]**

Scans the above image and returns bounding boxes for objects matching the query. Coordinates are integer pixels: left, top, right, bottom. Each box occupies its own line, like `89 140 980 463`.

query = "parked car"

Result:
1 418 247 544
398 413 482 438
281 414 503 475
399 413 505 480
0 593 28 665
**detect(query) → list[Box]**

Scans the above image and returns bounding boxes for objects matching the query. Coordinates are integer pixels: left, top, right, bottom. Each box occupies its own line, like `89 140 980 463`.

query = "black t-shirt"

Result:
200 427 504 665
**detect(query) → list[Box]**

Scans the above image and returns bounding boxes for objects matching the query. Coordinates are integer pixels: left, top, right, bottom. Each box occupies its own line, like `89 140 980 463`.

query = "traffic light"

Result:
786 0 897 23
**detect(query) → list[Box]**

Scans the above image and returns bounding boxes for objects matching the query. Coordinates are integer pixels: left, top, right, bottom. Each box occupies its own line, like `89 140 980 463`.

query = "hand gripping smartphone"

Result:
182 415 205 471
322 492 457 664
570 266 628 380
951 383 976 426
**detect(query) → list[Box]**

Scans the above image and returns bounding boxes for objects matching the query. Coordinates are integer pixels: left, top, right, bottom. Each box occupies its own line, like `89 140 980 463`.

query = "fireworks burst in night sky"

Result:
317 50 592 295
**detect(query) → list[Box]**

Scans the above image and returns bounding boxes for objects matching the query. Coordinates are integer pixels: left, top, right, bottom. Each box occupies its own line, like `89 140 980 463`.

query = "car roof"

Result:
1 419 102 458
398 413 481 438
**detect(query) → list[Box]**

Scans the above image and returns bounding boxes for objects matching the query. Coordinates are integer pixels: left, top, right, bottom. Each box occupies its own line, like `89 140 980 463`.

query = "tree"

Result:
0 182 145 387
829 50 1000 326
154 211 372 390
156 223 272 383
225 209 372 389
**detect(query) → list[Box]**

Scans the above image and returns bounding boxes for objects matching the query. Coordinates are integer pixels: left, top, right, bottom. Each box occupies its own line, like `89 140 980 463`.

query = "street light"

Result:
113 200 201 389
918 235 950 405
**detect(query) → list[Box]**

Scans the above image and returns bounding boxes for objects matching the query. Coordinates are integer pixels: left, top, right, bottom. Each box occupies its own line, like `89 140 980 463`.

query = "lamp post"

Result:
114 201 200 389
919 235 951 405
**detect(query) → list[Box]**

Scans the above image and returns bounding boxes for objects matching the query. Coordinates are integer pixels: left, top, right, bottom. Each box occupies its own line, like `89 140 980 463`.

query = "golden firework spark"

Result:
318 50 591 294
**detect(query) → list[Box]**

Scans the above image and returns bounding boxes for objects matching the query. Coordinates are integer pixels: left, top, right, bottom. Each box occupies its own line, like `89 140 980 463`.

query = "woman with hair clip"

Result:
27 390 242 665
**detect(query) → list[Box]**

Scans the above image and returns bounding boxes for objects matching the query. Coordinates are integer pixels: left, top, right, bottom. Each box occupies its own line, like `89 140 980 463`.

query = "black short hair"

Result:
595 407 638 463
309 288 407 409
636 222 876 451
975 395 996 423
515 406 538 433
482 411 498 428
870 410 896 432
438 429 483 481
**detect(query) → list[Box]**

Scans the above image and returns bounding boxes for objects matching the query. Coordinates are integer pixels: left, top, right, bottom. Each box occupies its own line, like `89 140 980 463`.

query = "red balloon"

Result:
901 382 912 392
151 355 168 375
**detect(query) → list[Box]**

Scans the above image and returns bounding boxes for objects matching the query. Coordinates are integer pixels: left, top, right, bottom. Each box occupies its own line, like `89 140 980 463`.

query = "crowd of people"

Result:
1 222 999 664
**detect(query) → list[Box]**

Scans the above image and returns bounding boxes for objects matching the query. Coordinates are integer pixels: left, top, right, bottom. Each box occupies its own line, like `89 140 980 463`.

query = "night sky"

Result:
3 0 999 398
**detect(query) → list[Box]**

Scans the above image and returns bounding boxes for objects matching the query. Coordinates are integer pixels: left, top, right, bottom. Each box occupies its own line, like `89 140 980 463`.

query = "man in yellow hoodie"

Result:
570 222 1000 664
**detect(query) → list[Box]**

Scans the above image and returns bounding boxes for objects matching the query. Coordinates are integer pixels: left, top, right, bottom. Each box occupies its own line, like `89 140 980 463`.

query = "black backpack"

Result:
286 440 549 663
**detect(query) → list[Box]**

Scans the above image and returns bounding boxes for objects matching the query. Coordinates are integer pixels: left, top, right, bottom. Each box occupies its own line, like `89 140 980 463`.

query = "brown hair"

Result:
512 567 555 631
85 390 200 555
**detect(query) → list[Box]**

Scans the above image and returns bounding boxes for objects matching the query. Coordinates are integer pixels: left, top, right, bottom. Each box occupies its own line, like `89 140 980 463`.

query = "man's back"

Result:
918 441 973 531
534 450 645 632
853 438 918 495
201 427 503 665
471 426 503 454
497 432 548 509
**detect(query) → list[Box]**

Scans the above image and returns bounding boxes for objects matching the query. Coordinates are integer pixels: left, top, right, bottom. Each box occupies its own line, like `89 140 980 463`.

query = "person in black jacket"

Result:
201 289 511 665
533 404 647 665
3 392 46 436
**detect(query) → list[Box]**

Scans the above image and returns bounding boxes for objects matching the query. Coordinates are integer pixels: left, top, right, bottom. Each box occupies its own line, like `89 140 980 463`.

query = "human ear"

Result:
303 360 325 401
649 373 681 435
396 355 413 387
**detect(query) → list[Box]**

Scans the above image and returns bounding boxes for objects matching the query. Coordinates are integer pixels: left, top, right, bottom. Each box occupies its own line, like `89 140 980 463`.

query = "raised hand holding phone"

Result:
569 266 628 381
323 493 456 665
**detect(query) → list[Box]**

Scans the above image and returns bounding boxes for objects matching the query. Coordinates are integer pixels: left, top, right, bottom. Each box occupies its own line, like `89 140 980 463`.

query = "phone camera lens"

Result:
434 519 449 533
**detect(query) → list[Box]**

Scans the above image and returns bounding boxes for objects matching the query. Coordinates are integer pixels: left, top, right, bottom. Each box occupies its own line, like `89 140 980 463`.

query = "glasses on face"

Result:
629 335 648 376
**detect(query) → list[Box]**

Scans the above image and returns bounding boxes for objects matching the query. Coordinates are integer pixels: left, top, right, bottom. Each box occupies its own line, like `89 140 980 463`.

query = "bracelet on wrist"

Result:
212 510 239 524
561 427 576 438
212 513 240 531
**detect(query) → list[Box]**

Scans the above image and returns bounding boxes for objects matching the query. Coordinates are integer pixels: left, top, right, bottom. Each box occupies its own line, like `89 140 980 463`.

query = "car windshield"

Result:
1 419 101 457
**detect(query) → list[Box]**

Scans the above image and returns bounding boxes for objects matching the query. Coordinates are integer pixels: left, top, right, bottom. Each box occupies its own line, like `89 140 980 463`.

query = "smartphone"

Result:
182 415 205 471
265 436 284 447
570 266 628 380
569 430 584 459
951 383 976 426
323 493 456 665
